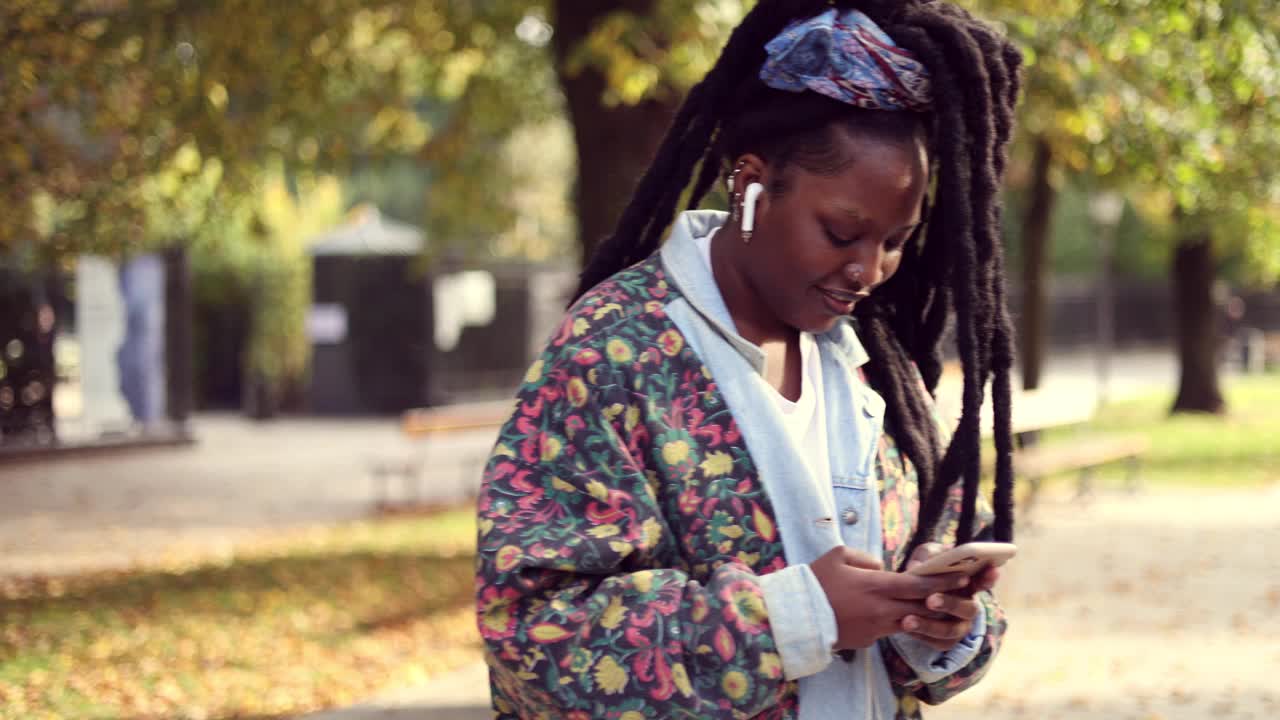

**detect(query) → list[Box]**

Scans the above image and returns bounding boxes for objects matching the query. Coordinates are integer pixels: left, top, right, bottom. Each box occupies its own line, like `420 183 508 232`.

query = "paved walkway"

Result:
0 412 497 577
0 348 1186 579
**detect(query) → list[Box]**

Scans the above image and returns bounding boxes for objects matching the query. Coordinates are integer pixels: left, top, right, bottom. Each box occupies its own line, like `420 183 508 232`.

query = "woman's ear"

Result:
731 154 768 194
730 153 772 229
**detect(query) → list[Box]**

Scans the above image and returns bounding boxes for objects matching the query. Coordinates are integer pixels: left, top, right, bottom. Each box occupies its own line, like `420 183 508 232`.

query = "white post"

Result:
1088 192 1124 407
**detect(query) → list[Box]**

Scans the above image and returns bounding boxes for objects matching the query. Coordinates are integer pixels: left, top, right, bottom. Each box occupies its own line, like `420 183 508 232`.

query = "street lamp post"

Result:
1088 192 1125 407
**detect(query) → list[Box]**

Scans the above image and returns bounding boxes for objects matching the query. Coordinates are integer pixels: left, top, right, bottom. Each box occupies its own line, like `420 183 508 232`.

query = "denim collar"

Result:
659 210 871 376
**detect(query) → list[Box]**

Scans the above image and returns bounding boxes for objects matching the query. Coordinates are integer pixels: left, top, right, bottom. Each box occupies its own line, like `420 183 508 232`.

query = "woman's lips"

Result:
817 286 869 315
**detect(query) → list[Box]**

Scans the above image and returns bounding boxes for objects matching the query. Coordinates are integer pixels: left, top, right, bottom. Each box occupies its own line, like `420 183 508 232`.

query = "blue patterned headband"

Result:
759 9 933 112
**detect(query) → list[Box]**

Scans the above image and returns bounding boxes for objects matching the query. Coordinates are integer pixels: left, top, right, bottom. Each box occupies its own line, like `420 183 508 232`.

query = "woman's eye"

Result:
825 227 855 248
885 235 909 252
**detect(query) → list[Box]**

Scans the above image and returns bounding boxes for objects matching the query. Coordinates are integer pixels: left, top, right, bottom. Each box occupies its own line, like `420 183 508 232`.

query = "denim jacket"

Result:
475 210 1006 720
661 211 987 719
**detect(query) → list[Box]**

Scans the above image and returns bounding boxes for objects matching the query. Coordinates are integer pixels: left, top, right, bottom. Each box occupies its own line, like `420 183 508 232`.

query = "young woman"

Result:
475 1 1021 717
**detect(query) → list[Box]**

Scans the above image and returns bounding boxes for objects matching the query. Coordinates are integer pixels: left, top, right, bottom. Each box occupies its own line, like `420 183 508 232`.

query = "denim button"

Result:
841 507 859 525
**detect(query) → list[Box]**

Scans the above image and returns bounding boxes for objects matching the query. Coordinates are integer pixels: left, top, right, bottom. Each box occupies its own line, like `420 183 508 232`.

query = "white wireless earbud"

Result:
741 182 765 236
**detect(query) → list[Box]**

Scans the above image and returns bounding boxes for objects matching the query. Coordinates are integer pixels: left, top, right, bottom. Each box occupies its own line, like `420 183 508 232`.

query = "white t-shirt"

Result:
694 231 831 485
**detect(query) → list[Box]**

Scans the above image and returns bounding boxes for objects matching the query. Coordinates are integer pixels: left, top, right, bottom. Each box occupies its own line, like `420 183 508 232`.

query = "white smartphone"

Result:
906 542 1017 576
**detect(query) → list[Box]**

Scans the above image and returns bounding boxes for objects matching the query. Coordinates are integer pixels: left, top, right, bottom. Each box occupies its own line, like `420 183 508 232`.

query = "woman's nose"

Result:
844 249 883 287
843 262 866 284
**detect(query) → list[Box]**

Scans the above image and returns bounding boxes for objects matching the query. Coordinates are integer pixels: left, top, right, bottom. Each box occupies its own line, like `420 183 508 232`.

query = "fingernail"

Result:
904 617 919 631
927 594 943 610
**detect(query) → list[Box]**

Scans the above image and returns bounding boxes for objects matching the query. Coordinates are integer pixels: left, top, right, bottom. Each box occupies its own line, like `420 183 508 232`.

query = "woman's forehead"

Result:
787 137 928 219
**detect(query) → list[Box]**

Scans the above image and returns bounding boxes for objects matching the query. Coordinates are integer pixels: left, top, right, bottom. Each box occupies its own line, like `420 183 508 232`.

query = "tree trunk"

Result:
164 245 194 430
1171 230 1225 414
552 1 678 268
1017 136 1056 391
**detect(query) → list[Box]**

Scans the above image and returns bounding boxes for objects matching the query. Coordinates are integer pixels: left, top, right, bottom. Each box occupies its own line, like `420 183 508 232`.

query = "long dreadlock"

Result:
571 0 1021 567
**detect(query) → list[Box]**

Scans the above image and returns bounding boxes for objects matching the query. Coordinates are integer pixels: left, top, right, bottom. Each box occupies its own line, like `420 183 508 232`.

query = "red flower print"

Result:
478 585 520 640
720 580 768 635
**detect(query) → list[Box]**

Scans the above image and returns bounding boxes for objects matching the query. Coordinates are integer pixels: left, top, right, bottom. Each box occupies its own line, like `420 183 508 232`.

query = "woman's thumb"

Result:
839 547 884 571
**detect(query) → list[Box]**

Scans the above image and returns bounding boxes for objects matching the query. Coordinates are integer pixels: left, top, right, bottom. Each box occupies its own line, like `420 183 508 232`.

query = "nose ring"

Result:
845 263 865 281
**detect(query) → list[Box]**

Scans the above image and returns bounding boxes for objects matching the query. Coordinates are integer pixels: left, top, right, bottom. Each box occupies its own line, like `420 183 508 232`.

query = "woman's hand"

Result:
899 542 1002 651
809 546 970 651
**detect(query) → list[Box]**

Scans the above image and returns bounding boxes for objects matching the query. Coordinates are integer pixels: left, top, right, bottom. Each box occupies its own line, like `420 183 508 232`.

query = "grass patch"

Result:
1036 372 1280 488
0 508 482 719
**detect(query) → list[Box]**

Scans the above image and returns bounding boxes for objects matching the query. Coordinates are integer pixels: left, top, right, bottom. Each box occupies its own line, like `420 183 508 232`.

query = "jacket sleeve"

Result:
475 343 790 718
880 514 1008 705
879 368 1009 705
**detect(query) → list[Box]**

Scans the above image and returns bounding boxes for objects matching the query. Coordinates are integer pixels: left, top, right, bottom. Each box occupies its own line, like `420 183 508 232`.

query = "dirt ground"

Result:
931 483 1280 720
302 484 1280 720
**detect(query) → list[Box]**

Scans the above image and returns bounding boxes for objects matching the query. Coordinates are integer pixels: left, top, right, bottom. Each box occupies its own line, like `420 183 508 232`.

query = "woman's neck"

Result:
708 223 796 348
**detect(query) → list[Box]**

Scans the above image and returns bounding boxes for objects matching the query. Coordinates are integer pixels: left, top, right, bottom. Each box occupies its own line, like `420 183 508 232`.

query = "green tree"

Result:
971 0 1279 412
3 1 747 261
1 0 547 255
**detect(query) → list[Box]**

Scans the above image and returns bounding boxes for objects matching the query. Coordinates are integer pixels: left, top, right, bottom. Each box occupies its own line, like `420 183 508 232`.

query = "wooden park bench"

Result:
974 387 1151 518
368 400 512 510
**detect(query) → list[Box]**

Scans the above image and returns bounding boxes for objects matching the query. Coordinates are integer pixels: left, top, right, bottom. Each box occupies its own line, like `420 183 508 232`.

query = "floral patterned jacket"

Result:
475 249 1006 719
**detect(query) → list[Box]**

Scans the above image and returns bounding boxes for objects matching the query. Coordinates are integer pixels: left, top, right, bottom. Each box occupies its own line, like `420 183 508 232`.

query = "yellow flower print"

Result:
620 712 645 720
572 317 590 336
718 524 744 539
758 652 783 679
625 404 641 432
592 302 623 320
495 545 523 572
721 669 750 702
482 604 511 636
699 451 733 477
477 585 519 640
722 580 768 634
566 377 589 408
657 328 684 356
662 439 691 467
529 623 574 643
671 662 694 697
585 479 609 501
540 435 563 462
691 593 708 622
523 359 544 385
594 655 629 695
633 570 654 593
600 595 627 629
587 523 620 538
606 338 634 363
640 516 662 549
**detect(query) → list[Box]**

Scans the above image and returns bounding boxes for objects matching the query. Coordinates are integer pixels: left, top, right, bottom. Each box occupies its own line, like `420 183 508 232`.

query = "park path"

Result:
0 348 1180 578
0 412 496 577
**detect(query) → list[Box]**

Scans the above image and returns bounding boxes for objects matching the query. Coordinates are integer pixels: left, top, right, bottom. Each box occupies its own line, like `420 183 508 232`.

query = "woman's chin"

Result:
792 312 844 336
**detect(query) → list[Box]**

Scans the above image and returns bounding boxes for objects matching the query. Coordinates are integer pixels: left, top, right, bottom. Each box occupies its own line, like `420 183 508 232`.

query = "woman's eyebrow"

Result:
836 206 867 223
835 206 920 234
